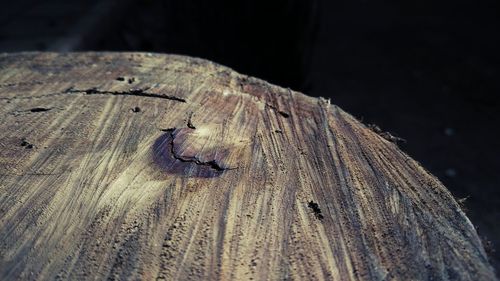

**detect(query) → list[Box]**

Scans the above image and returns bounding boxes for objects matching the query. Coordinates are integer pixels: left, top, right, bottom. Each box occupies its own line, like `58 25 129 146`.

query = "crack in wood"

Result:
307 201 324 220
186 112 196 129
9 107 53 115
65 87 187 103
166 128 234 172
1 87 187 103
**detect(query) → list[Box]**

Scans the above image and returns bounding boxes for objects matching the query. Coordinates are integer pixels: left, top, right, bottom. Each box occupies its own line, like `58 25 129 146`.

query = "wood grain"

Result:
0 52 496 280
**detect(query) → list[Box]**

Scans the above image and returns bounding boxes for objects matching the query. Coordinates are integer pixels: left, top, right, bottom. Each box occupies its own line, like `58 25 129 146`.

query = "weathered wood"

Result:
0 52 496 280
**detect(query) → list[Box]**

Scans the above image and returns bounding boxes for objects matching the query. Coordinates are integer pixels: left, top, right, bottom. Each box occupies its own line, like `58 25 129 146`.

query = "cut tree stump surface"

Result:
0 52 496 280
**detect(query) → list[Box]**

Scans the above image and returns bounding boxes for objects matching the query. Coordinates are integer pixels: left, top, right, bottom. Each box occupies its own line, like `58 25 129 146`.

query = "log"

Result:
0 52 495 280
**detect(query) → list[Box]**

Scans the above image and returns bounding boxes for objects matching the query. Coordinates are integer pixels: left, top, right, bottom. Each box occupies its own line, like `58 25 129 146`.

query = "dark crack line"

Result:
1 87 187 103
164 128 236 172
9 107 53 116
187 112 196 129
308 201 324 220
66 87 186 103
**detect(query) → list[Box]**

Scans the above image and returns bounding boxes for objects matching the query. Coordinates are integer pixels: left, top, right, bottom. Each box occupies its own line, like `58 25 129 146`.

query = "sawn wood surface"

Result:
0 52 496 280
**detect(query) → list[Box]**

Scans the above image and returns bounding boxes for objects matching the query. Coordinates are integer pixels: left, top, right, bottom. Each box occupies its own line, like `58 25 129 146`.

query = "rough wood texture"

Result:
0 53 496 280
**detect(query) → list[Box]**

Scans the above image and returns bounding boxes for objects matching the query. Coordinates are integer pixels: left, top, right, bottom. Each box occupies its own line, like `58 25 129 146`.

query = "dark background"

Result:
1 0 499 273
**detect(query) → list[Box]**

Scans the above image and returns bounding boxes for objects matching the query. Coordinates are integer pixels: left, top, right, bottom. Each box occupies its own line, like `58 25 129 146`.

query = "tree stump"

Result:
0 53 495 280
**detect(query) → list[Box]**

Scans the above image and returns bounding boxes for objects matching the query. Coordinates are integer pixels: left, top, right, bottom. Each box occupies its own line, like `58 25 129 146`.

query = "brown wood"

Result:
0 52 496 280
